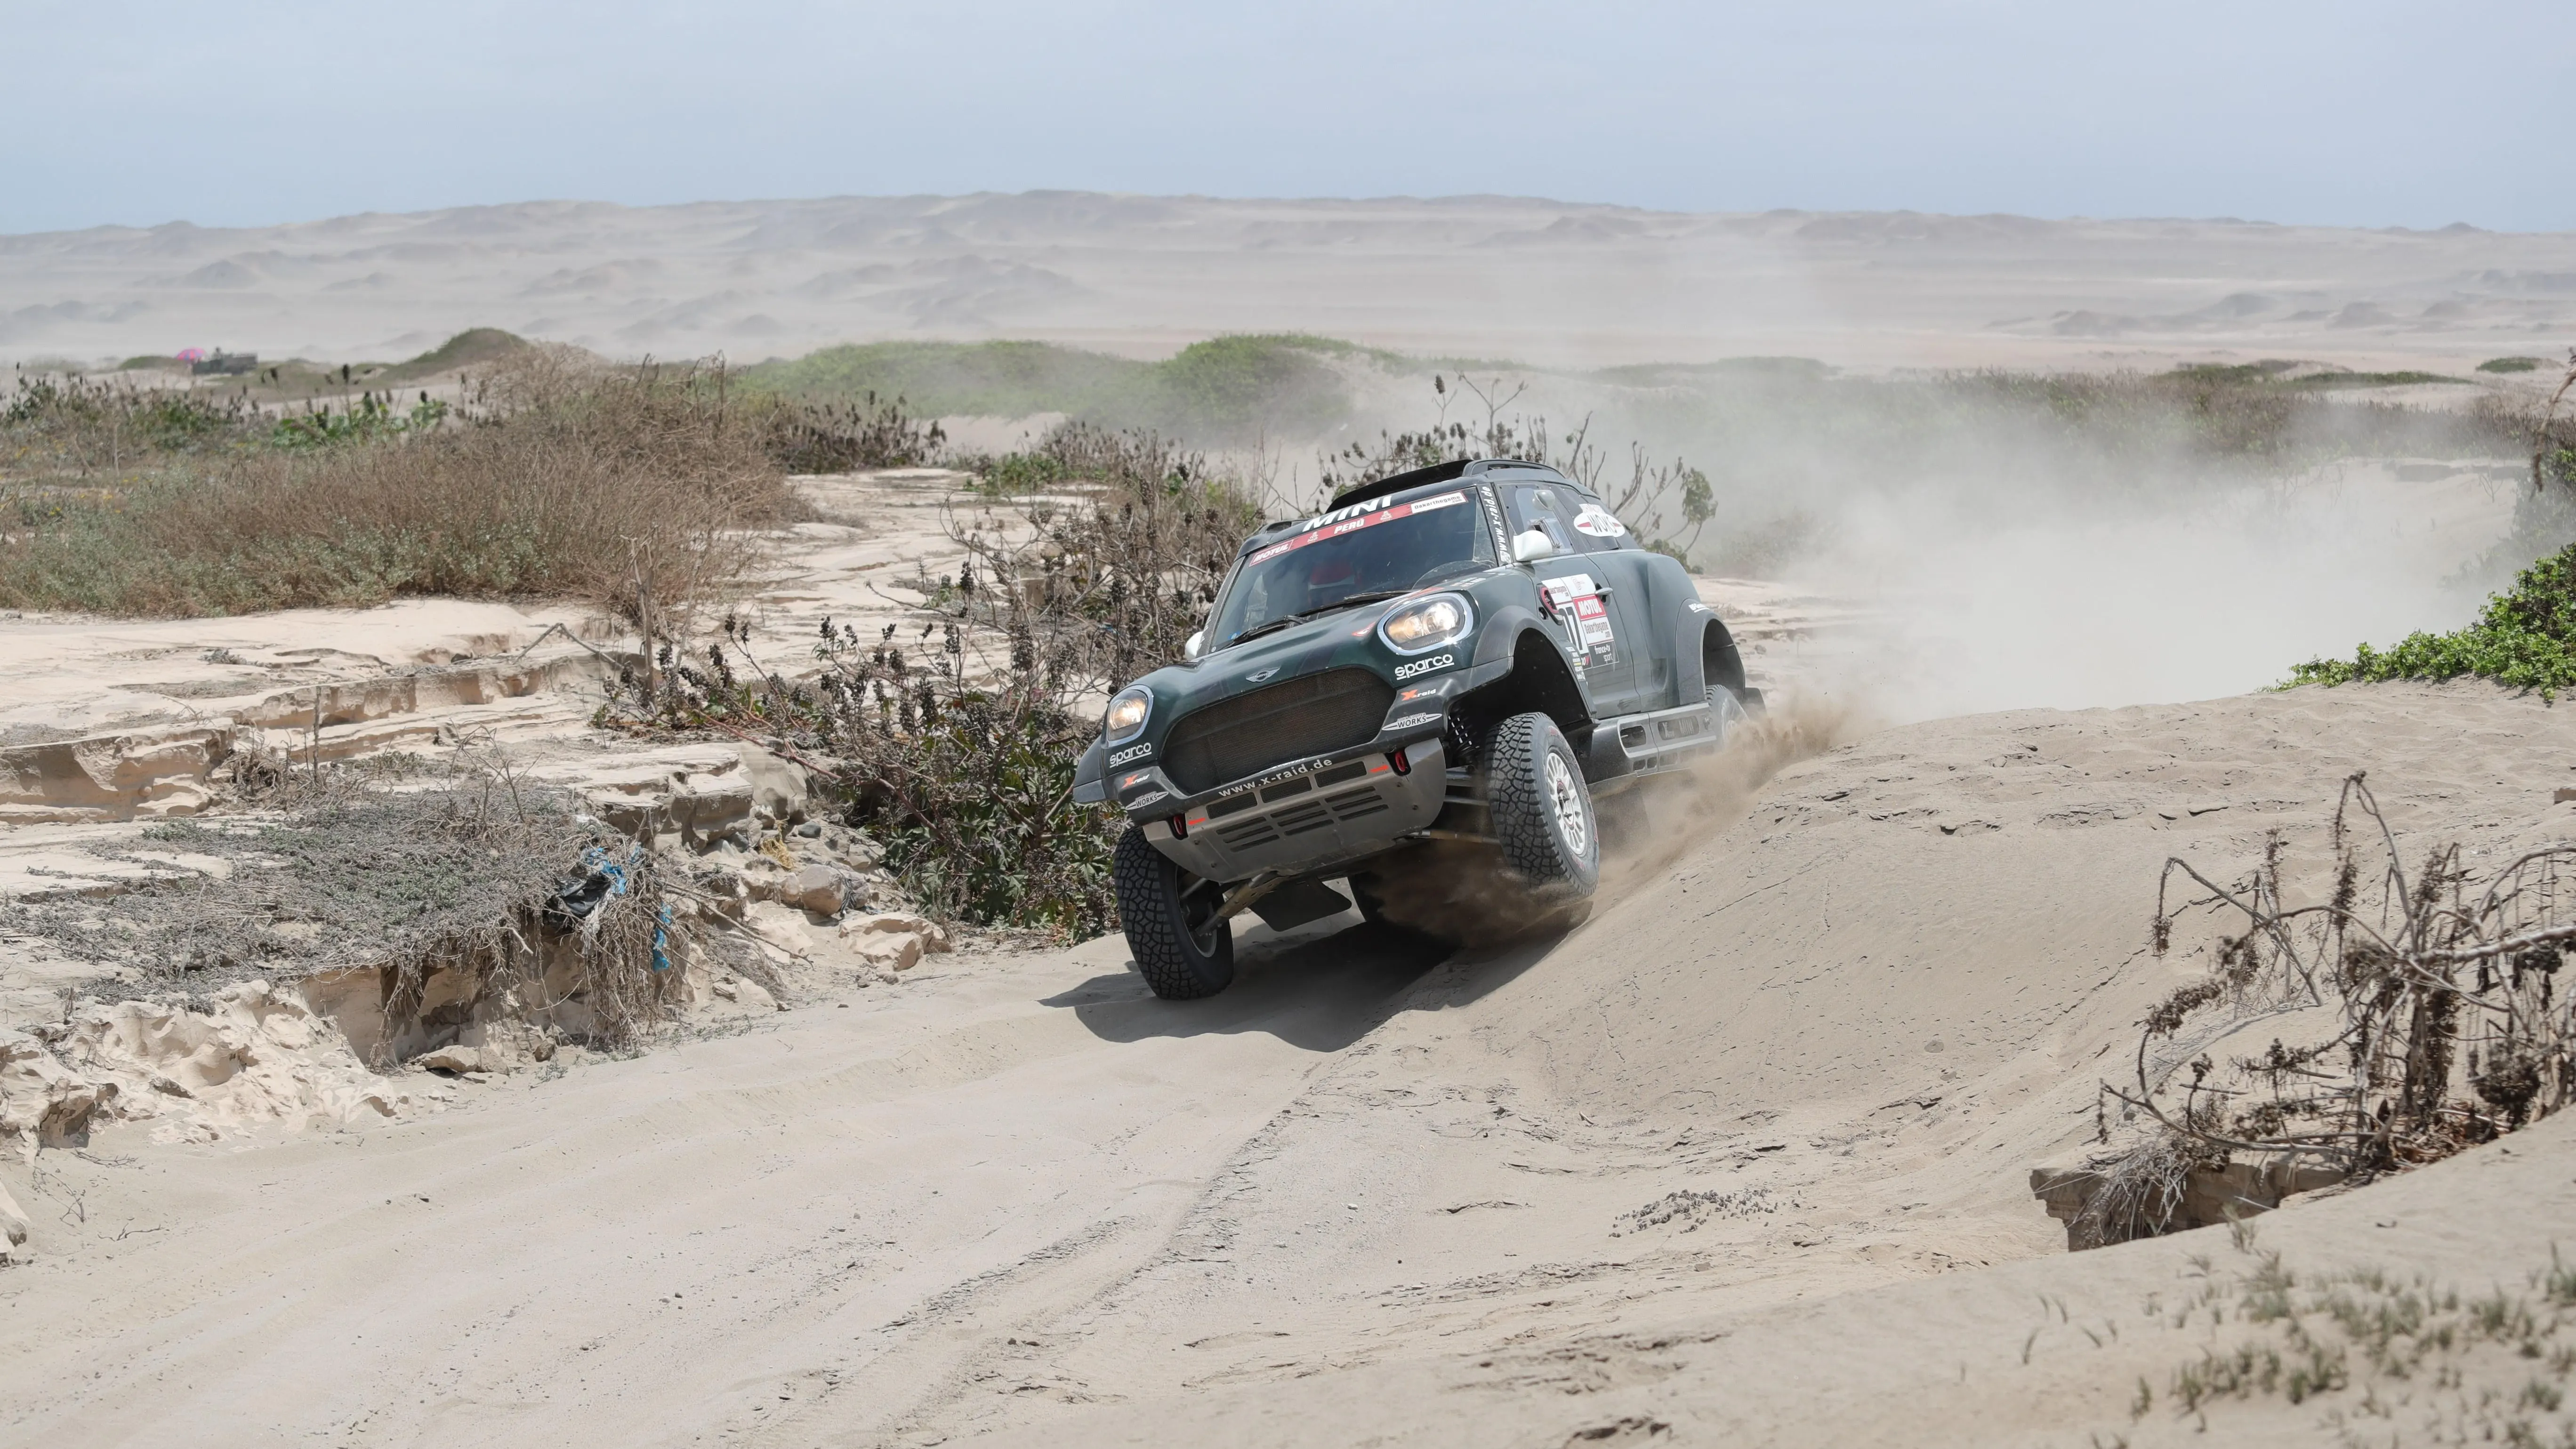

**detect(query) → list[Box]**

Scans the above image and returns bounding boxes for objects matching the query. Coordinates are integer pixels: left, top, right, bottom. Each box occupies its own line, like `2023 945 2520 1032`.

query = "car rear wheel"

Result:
1710 683 1751 746
1113 826 1236 999
1483 711 1600 897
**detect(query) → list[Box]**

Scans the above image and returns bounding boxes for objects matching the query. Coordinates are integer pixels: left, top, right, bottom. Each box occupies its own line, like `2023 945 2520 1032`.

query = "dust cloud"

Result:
1771 460 2516 722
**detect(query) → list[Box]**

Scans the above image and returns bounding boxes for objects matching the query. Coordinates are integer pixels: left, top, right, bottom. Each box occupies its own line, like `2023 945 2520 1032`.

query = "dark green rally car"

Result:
1071 457 1762 998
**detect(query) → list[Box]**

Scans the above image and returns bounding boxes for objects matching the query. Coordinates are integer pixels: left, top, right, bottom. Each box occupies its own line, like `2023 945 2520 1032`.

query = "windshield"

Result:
1210 488 1493 644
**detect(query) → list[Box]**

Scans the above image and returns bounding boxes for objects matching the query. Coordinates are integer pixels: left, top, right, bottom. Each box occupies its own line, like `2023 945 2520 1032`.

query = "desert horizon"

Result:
9 190 2573 374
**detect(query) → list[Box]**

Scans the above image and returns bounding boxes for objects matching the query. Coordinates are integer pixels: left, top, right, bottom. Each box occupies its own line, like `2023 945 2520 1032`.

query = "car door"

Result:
1561 488 1666 711
1501 483 1640 712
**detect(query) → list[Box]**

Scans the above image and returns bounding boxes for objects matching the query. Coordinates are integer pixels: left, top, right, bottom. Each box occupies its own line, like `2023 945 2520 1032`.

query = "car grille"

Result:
1212 781 1393 852
1159 668 1394 796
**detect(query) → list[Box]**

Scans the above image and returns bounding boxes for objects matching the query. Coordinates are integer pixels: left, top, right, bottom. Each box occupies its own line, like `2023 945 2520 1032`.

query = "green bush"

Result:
2289 543 2576 697
2479 357 2548 374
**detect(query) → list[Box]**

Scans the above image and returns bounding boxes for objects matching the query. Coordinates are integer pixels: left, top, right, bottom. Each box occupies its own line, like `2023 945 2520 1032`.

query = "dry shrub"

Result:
1320 374 1716 559
4 753 684 1054
753 389 948 473
0 352 790 619
2092 772 2576 1234
640 422 1260 934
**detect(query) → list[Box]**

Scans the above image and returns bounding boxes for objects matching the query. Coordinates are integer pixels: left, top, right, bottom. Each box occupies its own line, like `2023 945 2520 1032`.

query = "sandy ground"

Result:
6 193 2574 372
4 675 2572 1447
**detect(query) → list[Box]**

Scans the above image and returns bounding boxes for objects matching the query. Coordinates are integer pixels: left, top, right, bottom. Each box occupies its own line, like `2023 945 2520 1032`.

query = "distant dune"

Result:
3 192 2572 370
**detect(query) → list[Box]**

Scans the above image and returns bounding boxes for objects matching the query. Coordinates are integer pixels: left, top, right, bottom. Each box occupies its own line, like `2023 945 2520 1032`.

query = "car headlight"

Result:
1103 686 1153 743
1378 592 1473 654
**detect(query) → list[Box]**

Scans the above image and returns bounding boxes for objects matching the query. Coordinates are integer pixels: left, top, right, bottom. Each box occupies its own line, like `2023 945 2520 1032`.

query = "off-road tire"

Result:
1483 711 1600 897
1113 826 1235 999
1710 683 1751 747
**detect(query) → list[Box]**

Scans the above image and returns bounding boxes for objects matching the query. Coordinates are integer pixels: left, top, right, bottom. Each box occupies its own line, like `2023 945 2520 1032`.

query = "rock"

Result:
0 724 235 825
738 855 788 900
856 933 924 974
0 1173 28 1249
783 864 846 916
853 912 951 953
415 1044 489 1073
0 1029 115 1153
731 743 811 833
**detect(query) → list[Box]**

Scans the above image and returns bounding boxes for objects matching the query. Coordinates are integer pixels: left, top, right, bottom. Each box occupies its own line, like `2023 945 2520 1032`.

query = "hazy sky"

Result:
12 0 2573 234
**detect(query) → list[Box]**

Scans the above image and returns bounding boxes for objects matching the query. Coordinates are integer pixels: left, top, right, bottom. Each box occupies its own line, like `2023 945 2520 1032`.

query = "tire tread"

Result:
1112 826 1232 999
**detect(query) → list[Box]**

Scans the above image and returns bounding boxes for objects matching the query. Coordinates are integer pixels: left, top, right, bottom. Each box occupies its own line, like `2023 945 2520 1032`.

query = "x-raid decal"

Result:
1194 752 1402 823
1217 756 1333 799
1245 490 1468 567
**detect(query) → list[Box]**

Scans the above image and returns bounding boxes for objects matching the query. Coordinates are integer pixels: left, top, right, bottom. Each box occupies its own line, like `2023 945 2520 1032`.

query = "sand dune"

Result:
3 679 2568 1447
6 193 2574 370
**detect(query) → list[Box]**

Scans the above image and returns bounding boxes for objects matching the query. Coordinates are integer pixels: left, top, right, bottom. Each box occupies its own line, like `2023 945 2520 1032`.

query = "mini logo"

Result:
1246 668 1280 682
1108 742 1152 766
1392 652 1454 681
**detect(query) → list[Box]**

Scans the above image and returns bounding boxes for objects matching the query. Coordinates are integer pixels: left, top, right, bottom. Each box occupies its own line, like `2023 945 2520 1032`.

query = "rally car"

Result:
1070 457 1761 998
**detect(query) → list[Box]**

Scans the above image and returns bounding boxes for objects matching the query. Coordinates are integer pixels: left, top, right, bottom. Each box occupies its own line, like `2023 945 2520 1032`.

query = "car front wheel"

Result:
1112 826 1237 999
1483 711 1601 897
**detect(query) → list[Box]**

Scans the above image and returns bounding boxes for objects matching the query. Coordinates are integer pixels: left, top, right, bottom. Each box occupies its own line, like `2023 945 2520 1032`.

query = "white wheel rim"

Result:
1713 688 1747 745
1544 751 1589 858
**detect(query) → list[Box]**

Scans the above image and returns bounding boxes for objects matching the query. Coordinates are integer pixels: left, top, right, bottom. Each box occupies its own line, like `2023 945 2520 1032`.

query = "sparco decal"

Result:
1392 652 1454 680
1107 742 1152 766
1385 712 1442 729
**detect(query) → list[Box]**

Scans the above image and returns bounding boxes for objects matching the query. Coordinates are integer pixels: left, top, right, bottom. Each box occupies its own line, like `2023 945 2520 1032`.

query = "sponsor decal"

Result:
1688 601 1712 614
1571 502 1628 538
1479 483 1512 563
1538 573 1599 605
1108 742 1152 766
1123 789 1168 808
1572 594 1616 652
1245 491 1468 567
1246 667 1279 682
1395 679 1451 702
1218 755 1337 798
1385 712 1442 729
1119 770 1152 788
1392 652 1455 680
1538 574 1615 662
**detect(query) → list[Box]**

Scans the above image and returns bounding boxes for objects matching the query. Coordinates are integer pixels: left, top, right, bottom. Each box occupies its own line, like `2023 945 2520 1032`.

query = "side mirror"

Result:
1183 630 1205 660
1511 527 1559 564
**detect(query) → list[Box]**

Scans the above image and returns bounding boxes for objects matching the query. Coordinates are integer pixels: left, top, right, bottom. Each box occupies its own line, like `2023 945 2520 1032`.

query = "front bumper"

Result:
1140 738 1449 881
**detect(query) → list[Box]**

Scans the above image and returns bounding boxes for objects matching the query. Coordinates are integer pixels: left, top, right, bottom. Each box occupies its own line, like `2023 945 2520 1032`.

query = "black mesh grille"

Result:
1161 668 1395 796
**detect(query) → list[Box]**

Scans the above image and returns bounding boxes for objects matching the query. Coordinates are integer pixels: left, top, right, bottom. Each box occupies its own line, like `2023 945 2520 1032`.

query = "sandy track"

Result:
4 680 2572 1448
0 921 1451 1446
